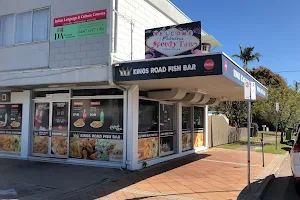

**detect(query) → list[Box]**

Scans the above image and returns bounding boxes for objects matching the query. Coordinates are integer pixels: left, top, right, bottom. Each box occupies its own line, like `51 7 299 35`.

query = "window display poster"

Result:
194 130 204 148
52 102 68 132
69 99 123 162
138 100 159 161
33 103 50 155
0 104 22 152
182 130 192 151
160 132 174 156
138 136 159 161
71 99 123 133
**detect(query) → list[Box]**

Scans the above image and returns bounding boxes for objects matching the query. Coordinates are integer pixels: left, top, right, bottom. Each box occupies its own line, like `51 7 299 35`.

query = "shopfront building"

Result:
0 0 267 170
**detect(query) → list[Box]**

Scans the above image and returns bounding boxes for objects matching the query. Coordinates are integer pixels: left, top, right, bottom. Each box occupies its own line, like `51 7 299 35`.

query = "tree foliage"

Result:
248 66 287 88
232 45 262 69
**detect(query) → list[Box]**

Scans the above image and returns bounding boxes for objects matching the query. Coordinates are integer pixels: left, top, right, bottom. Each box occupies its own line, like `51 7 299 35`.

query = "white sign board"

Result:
276 103 279 112
251 82 256 100
244 81 250 100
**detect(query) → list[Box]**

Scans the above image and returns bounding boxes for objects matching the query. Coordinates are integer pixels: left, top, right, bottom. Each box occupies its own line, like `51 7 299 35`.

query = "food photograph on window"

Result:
69 99 123 162
138 100 159 161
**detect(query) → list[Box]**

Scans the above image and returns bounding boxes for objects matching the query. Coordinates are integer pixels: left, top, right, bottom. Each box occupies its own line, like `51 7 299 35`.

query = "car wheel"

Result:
295 180 300 194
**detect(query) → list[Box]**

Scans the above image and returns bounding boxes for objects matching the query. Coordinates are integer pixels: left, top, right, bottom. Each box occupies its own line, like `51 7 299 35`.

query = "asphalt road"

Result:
264 155 300 200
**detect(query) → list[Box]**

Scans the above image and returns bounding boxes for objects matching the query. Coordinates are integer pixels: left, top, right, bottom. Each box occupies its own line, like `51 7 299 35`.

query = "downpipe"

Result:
108 0 130 170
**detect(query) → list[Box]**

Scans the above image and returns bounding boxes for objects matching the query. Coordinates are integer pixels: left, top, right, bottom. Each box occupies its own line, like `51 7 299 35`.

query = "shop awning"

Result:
113 52 268 104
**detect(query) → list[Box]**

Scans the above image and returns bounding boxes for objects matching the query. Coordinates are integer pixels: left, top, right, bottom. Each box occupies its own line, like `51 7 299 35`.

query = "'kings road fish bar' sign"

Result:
145 22 202 59
114 54 222 81
52 10 107 41
222 55 268 99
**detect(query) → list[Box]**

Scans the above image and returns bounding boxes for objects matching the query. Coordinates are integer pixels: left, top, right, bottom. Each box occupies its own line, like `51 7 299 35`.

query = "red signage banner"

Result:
54 9 107 27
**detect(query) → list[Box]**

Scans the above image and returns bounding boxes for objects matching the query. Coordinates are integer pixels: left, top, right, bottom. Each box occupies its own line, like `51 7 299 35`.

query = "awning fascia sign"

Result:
114 54 222 81
221 53 268 99
114 53 268 99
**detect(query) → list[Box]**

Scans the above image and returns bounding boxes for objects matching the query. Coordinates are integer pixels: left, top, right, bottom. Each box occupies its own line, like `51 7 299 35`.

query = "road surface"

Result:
264 155 300 199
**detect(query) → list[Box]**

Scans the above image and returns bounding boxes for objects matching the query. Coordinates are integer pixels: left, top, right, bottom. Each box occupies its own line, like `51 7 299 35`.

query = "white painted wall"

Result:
115 0 192 61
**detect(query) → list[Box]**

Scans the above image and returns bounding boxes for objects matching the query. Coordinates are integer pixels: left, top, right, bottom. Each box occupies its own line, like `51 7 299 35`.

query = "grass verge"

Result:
255 140 292 154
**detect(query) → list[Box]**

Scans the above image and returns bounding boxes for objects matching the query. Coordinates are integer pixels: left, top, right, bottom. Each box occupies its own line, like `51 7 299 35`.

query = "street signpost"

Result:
275 103 279 150
244 81 256 190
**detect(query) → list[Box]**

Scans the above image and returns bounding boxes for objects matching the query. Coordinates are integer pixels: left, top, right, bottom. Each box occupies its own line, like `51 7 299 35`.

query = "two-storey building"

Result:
0 0 267 170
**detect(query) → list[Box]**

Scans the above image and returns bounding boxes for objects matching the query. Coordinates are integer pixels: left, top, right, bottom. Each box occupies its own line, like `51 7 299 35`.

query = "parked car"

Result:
290 132 300 190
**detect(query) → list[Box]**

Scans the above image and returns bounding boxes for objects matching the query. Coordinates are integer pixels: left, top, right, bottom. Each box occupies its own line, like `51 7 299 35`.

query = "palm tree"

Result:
232 45 262 70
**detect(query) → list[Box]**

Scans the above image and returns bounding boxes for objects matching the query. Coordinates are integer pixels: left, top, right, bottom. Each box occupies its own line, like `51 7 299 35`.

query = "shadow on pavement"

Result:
63 153 211 200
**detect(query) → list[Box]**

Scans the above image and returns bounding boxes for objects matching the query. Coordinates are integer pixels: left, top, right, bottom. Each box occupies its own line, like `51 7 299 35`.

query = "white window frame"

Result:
0 7 50 47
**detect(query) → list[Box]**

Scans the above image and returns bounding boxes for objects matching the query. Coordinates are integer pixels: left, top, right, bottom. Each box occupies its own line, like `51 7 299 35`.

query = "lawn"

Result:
217 143 244 150
217 135 294 154
255 140 292 154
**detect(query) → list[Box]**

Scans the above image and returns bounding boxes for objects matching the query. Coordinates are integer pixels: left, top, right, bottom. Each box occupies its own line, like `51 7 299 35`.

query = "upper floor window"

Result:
202 45 207 51
0 8 49 47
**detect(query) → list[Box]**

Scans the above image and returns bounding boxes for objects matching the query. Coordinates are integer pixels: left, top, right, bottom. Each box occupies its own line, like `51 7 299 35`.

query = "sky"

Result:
171 0 300 86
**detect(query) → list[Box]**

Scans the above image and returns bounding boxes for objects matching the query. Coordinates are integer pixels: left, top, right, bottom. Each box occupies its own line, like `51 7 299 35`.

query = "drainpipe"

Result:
114 0 118 53
108 0 125 91
108 0 129 170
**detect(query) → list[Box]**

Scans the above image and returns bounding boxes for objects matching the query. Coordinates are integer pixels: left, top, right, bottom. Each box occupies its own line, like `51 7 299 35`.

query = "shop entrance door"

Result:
33 101 69 158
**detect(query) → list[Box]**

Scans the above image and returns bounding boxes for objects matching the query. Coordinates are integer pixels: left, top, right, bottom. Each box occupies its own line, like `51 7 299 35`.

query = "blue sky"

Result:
171 0 300 86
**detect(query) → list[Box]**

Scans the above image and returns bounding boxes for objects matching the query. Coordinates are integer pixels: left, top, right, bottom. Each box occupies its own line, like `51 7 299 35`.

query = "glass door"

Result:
32 101 69 158
33 102 51 156
50 101 69 158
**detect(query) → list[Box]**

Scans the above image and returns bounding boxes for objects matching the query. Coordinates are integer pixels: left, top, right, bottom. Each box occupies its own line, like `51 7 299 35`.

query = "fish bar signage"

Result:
115 54 222 81
145 22 202 59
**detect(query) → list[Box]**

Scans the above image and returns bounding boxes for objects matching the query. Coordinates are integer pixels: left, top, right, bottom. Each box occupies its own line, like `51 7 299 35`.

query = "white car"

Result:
290 130 300 190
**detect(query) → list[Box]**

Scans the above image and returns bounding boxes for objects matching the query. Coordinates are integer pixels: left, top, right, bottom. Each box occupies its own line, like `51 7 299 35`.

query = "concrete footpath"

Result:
56 149 282 200
0 149 286 200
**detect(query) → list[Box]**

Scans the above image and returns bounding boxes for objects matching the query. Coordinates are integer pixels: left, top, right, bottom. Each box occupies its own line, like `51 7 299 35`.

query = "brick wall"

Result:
49 36 110 68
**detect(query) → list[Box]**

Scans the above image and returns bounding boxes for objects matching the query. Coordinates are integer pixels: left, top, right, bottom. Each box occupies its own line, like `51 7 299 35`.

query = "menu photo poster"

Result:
138 133 159 161
33 103 50 155
0 104 23 152
70 99 124 162
71 99 123 133
194 129 204 148
52 102 69 131
182 130 192 151
160 132 174 156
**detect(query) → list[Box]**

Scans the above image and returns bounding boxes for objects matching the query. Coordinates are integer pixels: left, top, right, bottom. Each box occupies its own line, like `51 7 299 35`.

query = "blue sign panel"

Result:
222 55 268 99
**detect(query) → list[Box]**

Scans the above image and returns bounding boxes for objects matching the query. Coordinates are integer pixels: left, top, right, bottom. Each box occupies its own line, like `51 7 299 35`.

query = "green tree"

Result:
249 66 287 88
232 45 262 69
250 66 288 130
253 86 300 143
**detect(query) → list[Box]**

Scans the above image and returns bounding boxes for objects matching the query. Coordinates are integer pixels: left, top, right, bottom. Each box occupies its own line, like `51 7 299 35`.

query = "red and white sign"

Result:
224 61 228 71
54 9 107 27
204 59 215 70
244 81 251 100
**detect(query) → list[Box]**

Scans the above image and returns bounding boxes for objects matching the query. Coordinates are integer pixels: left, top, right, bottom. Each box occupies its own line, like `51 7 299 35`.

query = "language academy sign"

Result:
53 9 107 41
145 21 202 59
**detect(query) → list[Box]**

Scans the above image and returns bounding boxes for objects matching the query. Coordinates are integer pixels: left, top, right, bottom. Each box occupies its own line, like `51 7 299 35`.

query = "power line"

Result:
275 70 300 73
